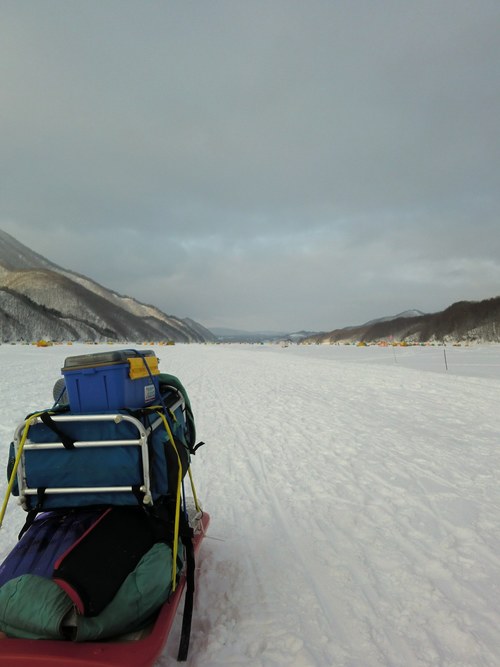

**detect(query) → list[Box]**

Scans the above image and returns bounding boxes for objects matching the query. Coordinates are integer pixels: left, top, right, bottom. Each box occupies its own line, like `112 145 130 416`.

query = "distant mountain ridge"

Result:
210 327 288 342
303 298 500 345
0 229 215 343
209 327 320 343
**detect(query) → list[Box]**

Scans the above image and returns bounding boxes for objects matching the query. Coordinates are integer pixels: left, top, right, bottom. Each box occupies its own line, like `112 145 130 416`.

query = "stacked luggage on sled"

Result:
0 349 207 663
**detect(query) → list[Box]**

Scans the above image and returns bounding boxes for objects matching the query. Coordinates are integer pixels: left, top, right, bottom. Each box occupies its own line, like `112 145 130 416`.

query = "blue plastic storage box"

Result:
61 349 160 412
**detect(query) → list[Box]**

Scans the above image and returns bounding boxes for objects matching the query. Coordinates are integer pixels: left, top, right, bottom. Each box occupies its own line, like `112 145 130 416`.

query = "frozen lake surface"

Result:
0 342 499 666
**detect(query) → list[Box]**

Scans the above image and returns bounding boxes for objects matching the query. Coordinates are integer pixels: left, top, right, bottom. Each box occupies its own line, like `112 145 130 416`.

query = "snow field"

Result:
0 343 499 666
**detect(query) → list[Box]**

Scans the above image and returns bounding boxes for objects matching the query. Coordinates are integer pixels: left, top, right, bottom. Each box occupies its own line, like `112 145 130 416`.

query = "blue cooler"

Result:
61 349 160 412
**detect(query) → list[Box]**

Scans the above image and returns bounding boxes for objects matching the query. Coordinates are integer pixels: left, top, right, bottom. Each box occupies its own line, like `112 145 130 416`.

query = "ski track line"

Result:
176 350 347 666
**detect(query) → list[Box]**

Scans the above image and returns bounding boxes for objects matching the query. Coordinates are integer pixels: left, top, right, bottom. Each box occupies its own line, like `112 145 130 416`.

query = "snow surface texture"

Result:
0 343 499 666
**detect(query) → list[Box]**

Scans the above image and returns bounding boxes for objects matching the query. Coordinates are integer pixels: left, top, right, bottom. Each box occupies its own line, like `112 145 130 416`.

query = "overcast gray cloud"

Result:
1 0 499 331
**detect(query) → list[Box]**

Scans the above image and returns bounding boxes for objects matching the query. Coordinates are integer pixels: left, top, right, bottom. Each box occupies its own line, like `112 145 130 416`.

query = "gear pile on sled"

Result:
0 349 208 666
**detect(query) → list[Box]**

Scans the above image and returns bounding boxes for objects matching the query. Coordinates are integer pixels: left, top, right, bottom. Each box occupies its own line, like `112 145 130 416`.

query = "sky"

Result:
1 0 499 333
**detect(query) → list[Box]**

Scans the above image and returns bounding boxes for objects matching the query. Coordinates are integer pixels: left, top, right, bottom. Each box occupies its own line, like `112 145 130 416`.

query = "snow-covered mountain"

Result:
304 297 500 344
0 229 215 343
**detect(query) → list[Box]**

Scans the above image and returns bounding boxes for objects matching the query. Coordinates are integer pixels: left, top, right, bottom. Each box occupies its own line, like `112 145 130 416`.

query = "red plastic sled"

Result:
0 512 210 667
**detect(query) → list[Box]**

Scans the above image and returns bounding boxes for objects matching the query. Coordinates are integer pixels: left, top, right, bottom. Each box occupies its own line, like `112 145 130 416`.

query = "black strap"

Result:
177 516 195 661
191 441 205 454
18 487 46 539
39 412 75 450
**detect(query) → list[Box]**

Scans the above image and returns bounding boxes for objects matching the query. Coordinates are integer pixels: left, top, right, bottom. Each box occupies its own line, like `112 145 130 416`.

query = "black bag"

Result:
52 506 168 616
